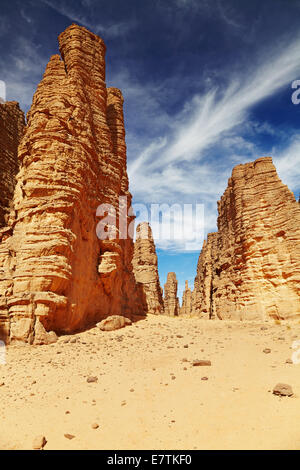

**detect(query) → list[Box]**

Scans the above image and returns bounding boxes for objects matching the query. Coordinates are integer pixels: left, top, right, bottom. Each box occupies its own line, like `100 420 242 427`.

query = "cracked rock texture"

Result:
133 222 163 315
0 102 25 228
0 24 145 343
193 157 300 320
163 272 179 316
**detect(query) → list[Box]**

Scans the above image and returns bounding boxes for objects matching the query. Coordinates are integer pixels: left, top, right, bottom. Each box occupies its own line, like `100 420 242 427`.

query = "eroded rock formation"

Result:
163 272 179 316
193 157 300 320
180 280 193 316
0 102 25 227
0 24 145 343
133 222 163 315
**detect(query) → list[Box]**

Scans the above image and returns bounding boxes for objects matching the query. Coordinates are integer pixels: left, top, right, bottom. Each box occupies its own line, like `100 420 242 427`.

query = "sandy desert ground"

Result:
1 315 300 450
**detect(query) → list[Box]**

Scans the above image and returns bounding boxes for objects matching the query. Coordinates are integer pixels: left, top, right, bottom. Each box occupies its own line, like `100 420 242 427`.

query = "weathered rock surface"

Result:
273 383 293 397
193 157 300 320
97 315 132 331
0 24 145 343
163 272 179 316
32 435 47 450
0 101 25 227
180 280 193 316
193 232 218 320
192 360 212 367
133 222 163 315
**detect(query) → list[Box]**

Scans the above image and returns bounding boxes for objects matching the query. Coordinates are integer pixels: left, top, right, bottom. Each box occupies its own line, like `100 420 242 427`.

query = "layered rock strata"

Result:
193 157 300 320
163 272 179 316
0 24 145 343
0 102 25 227
133 222 163 315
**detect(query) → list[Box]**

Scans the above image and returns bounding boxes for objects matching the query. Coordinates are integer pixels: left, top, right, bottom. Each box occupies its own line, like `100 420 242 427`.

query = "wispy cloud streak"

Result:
131 36 300 176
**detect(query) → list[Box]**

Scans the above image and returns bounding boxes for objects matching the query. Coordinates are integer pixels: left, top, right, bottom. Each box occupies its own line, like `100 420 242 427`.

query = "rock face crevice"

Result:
0 24 145 343
0 102 25 228
193 157 300 320
133 222 163 315
163 272 179 316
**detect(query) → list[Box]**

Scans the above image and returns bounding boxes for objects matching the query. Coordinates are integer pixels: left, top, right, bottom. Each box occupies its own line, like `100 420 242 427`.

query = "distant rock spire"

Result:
180 280 193 316
133 222 164 315
163 272 179 316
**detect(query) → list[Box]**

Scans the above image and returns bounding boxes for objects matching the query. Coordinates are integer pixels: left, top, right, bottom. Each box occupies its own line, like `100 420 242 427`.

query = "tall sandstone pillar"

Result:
132 222 163 314
180 280 193 316
193 157 300 320
0 24 145 343
163 272 179 316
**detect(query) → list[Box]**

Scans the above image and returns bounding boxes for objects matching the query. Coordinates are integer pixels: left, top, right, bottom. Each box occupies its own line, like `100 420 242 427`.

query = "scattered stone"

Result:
86 376 98 383
91 423 99 429
192 360 212 367
32 435 47 450
64 433 75 440
286 358 293 364
263 348 271 354
201 376 208 380
97 315 132 332
272 383 293 397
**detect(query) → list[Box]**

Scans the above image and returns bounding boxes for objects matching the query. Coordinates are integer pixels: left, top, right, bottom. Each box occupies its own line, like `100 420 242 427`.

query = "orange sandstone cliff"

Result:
0 102 25 228
0 24 145 343
133 222 163 315
193 157 300 320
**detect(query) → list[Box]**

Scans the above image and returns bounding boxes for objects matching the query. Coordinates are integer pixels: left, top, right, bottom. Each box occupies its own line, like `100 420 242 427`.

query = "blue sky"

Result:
1 0 300 300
